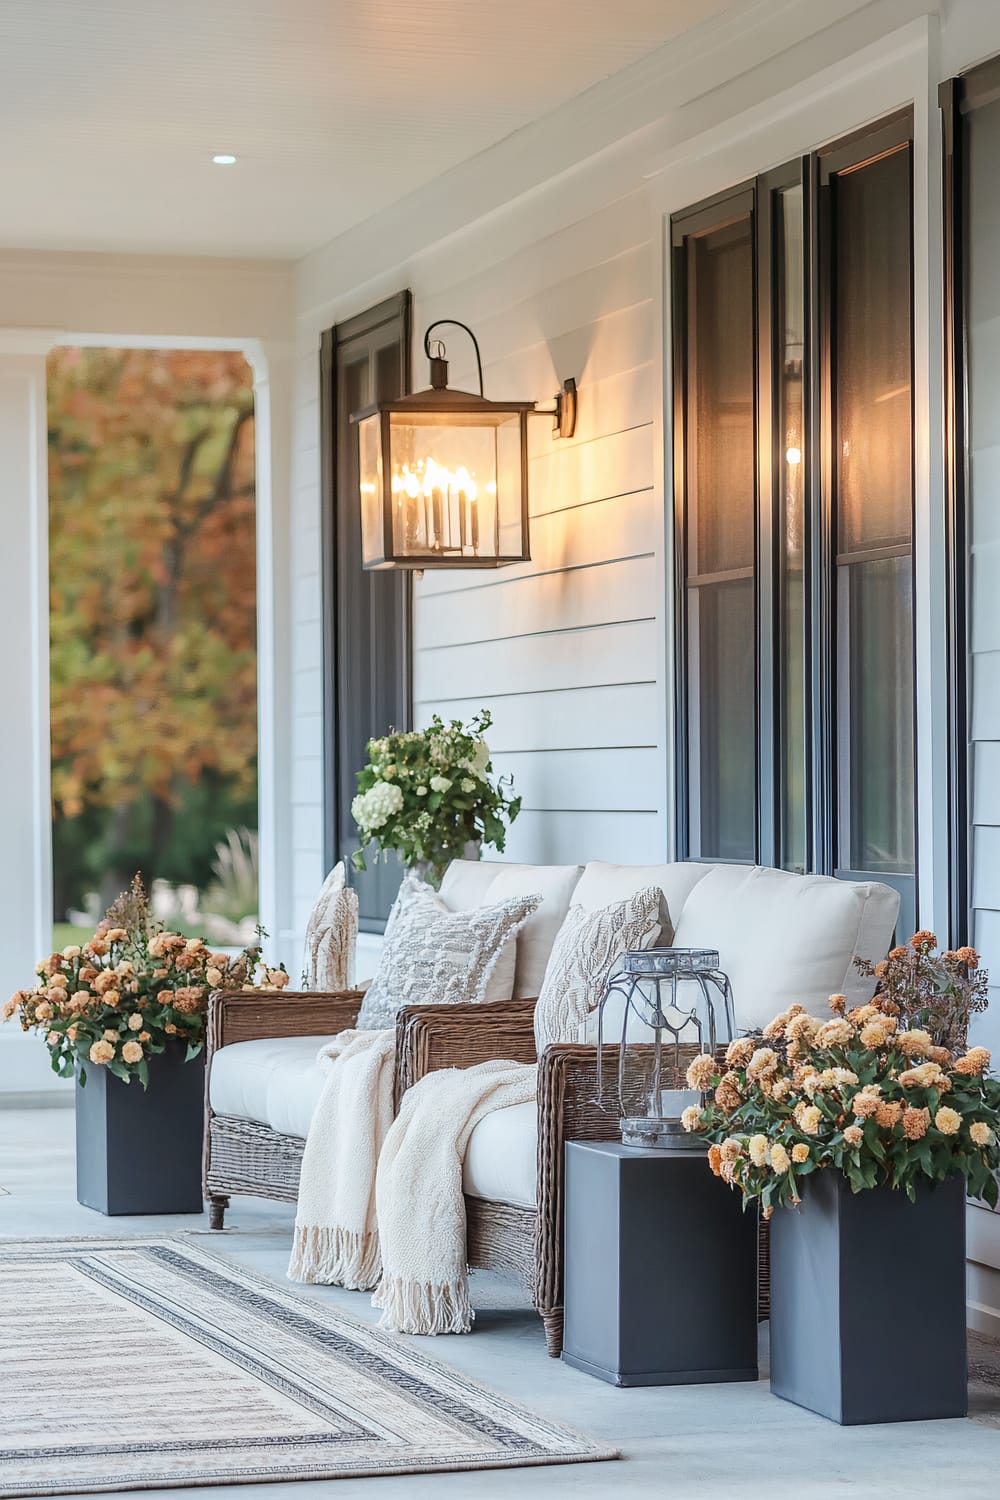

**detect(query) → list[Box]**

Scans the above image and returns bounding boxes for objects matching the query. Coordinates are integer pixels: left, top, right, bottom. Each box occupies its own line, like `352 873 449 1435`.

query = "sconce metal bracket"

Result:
552 377 577 439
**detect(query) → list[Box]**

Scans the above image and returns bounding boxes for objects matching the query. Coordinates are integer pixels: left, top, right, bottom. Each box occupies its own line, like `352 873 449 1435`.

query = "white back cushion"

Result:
571 861 709 942
670 865 900 1030
439 860 583 998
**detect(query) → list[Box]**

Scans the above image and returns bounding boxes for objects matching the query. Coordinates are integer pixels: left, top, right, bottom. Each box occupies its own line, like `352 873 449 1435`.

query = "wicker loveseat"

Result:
204 859 900 1356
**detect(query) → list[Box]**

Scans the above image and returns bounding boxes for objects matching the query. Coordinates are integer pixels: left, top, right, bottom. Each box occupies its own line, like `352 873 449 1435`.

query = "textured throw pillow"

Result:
302 861 359 992
533 886 663 1052
355 876 542 1031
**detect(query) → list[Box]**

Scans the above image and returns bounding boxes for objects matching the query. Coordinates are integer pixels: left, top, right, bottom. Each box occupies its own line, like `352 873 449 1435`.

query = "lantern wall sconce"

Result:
352 319 577 571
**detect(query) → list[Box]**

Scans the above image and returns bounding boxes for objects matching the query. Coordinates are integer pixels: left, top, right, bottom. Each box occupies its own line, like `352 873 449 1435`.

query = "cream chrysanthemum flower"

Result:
876 1099 903 1129
680 1105 701 1133
935 1106 962 1136
843 1124 864 1147
769 1143 790 1173
796 1103 822 1135
896 1029 934 1058
89 1039 114 1065
748 1134 769 1167
970 1121 993 1147
900 1062 950 1090
903 1106 930 1140
725 1036 755 1068
786 1013 821 1046
851 1091 880 1119
746 1047 780 1082
791 1142 810 1164
127 1013 143 1031
816 1018 854 1048
685 1054 717 1091
860 1017 897 1048
121 1040 143 1064
955 1047 991 1076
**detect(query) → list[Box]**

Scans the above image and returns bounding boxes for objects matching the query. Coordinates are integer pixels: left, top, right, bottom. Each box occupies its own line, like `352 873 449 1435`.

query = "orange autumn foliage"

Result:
47 348 257 823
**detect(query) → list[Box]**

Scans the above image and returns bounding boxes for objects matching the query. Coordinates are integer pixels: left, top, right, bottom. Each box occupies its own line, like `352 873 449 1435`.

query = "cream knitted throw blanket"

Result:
287 1028 397 1288
372 1058 537 1335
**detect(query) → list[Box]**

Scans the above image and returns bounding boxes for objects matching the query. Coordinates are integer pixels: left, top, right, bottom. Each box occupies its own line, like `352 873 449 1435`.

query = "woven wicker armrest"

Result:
534 1042 619 1316
394 997 538 1099
206 988 364 1056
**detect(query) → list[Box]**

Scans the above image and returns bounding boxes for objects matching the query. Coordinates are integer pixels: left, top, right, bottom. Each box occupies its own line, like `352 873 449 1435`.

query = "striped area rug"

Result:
0 1236 616 1495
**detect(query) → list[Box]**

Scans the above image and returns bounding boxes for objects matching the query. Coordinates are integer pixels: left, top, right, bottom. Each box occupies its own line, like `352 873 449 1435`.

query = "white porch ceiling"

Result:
0 0 730 259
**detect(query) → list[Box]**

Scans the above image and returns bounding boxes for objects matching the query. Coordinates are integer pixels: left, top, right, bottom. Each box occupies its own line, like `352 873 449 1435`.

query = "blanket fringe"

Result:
372 1274 475 1336
288 1224 381 1290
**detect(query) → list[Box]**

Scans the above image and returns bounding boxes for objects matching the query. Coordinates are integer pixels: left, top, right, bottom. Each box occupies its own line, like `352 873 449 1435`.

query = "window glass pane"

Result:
835 151 912 554
688 220 755 577
832 147 914 877
682 208 756 861
839 556 914 872
691 579 756 860
777 184 807 872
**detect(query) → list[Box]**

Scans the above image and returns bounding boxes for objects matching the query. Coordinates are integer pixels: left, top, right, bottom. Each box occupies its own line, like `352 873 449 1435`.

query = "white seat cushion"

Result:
462 1099 537 1209
670 865 900 1030
209 1035 333 1140
439 860 583 997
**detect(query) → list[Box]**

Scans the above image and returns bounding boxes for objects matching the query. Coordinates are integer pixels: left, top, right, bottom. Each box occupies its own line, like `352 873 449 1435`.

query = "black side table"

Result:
562 1140 759 1387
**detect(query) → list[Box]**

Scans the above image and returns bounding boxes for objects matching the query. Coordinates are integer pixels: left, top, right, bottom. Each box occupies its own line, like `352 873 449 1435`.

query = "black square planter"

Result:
770 1170 967 1424
562 1141 759 1387
75 1042 206 1216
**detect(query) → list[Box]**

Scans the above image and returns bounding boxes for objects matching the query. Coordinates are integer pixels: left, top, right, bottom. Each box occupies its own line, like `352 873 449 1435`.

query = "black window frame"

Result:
671 113 917 922
816 111 916 935
320 290 412 931
671 181 759 866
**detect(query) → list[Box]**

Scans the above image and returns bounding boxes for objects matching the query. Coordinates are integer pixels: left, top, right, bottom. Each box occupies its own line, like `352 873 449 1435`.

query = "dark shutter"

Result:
320 291 412 931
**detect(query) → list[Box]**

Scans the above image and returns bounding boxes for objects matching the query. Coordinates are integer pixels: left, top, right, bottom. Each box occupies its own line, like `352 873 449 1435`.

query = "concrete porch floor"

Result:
2 1104 999 1499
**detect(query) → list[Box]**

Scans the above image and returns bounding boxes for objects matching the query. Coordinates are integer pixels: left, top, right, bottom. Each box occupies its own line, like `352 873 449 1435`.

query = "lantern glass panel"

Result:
596 948 736 1150
358 412 385 566
387 410 524 562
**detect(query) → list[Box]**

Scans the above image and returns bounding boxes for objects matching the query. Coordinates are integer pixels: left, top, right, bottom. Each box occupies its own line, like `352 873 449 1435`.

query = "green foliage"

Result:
351 709 521 883
687 993 1000 1213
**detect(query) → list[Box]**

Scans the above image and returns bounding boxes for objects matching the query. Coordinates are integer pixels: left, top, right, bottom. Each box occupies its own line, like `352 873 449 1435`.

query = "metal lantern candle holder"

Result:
596 948 736 1151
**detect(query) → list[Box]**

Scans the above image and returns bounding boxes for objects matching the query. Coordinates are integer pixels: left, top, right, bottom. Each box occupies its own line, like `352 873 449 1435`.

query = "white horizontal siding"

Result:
288 160 664 895
418 683 659 754
414 619 657 700
500 809 665 866
416 554 658 649
490 747 662 811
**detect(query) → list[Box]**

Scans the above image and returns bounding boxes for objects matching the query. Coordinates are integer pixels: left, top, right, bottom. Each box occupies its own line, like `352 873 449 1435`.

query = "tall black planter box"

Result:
770 1170 967 1424
75 1042 206 1216
562 1141 759 1386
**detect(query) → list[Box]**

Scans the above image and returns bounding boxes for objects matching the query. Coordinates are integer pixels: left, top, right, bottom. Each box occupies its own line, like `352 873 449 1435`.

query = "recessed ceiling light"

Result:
212 153 237 166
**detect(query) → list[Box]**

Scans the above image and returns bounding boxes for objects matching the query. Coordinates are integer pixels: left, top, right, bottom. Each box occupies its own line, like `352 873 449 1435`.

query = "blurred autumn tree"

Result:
47 348 257 919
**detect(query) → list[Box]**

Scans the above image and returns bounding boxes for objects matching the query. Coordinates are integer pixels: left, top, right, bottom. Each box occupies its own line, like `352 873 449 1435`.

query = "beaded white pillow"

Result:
356 875 542 1031
533 886 664 1052
302 862 358 992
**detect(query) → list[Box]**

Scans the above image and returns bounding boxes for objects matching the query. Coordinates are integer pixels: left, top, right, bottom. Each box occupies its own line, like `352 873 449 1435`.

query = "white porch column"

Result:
249 340 296 970
0 344 57 1096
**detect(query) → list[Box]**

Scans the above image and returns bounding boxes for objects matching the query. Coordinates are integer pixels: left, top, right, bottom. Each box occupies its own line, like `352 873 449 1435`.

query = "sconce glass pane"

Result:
387 411 525 562
358 413 384 566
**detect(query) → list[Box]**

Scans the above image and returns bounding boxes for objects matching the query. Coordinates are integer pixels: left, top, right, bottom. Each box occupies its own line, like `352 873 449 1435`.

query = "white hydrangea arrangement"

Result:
351 709 520 883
